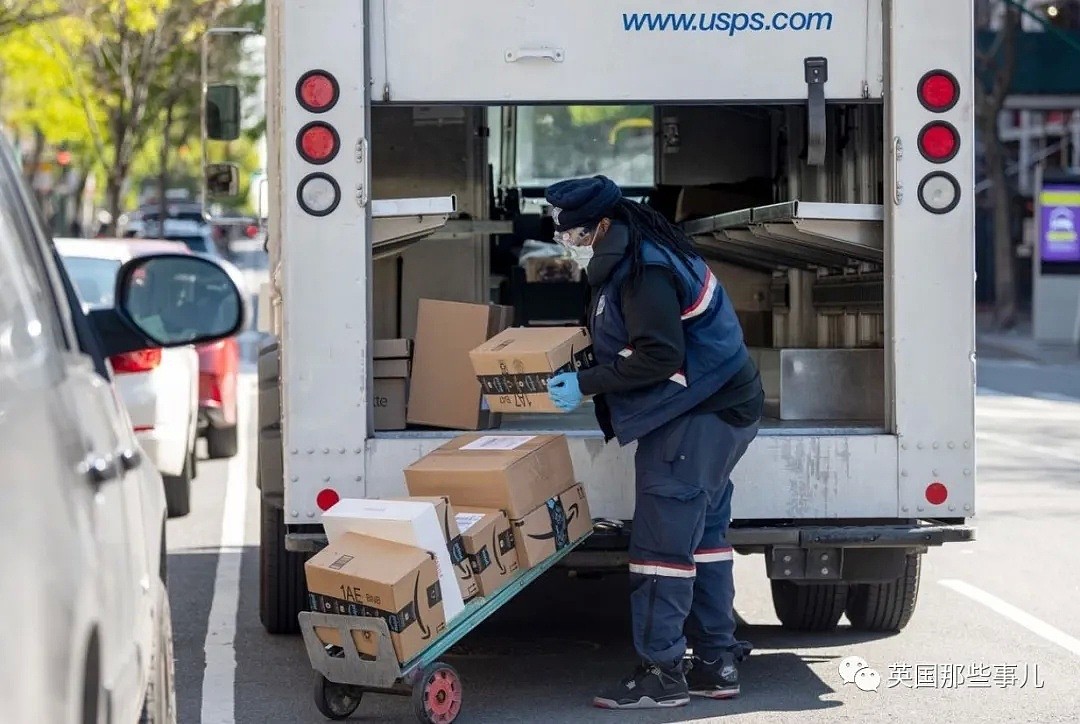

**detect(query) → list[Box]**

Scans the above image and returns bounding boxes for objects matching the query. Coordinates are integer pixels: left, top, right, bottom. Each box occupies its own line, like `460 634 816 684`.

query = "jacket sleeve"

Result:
577 265 685 396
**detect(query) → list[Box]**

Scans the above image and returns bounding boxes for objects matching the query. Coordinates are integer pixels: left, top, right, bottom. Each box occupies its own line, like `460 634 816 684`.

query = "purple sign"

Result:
1039 183 1080 263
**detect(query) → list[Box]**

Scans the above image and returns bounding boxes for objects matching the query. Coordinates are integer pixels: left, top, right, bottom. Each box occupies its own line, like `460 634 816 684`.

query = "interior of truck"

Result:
368 101 887 437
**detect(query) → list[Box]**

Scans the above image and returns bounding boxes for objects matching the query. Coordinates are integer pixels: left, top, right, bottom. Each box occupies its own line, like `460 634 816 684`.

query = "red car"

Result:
197 335 240 458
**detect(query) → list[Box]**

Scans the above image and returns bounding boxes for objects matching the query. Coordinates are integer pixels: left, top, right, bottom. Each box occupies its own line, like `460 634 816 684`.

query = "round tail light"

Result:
297 70 339 113
918 70 959 113
918 122 960 163
925 482 949 506
918 172 961 214
316 487 341 511
297 122 339 165
297 172 341 217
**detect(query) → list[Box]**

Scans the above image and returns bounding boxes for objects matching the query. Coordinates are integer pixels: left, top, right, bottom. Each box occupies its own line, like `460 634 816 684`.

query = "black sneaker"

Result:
592 663 690 710
686 653 740 699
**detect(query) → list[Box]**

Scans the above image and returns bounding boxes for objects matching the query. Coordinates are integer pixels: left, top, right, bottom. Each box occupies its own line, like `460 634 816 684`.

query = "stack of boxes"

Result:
303 432 592 664
307 298 600 664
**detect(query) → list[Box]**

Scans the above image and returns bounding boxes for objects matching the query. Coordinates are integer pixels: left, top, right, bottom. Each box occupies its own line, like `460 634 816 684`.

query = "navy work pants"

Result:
629 411 758 668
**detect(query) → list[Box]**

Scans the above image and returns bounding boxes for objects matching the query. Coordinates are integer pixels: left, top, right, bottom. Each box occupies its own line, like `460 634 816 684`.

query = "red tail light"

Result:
918 70 959 113
110 348 163 374
297 122 339 164
296 70 339 113
918 122 960 163
244 224 258 238
316 488 341 511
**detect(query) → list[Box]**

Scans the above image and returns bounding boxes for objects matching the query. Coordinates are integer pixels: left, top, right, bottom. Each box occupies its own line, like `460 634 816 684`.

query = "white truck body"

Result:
252 0 977 632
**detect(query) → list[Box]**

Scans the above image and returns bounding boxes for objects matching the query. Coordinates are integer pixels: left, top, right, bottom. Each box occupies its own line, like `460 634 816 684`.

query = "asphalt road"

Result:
167 315 1080 721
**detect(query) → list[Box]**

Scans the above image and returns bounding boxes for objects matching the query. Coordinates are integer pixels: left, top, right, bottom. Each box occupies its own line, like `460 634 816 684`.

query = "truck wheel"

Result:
206 423 239 459
770 580 847 631
845 553 921 632
259 496 308 634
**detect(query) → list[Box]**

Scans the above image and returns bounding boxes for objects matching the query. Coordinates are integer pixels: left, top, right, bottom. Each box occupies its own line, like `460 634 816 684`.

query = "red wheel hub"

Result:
424 670 461 722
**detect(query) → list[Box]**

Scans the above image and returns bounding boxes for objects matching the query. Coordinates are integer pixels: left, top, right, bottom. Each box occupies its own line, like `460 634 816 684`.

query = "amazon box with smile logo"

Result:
304 533 447 664
455 508 519 596
513 484 592 569
469 326 595 413
403 434 575 519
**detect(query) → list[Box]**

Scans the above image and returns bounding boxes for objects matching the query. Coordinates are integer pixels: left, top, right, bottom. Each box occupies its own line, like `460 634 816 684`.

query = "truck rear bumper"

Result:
285 519 974 567
729 521 976 550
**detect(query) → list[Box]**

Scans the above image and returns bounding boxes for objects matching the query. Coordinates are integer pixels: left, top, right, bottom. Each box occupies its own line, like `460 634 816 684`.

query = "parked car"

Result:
0 132 244 723
197 333 240 459
56 238 201 518
138 204 222 258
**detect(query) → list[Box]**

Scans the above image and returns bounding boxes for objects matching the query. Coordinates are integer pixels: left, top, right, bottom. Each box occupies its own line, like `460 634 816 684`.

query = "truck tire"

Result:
770 580 848 632
259 496 308 634
845 553 921 632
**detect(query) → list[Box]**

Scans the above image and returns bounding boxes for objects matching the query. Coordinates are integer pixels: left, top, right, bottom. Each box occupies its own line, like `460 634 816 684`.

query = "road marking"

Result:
200 378 253 724
940 580 1080 659
977 431 1080 464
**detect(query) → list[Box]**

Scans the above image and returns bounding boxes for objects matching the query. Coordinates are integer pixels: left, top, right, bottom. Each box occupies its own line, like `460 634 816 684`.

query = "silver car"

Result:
0 135 245 722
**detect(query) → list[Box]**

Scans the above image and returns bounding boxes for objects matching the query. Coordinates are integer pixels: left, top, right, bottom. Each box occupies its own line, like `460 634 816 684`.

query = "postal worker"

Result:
545 175 763 710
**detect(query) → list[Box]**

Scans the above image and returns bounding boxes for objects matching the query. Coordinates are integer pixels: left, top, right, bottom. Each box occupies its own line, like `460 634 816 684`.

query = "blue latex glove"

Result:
547 372 583 411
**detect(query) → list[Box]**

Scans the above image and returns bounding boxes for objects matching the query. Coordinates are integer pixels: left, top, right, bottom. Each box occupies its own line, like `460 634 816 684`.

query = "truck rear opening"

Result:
253 0 975 637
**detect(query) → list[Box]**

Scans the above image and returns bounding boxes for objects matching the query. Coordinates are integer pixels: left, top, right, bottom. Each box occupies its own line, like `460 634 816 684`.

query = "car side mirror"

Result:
206 84 241 141
113 253 246 348
206 163 240 197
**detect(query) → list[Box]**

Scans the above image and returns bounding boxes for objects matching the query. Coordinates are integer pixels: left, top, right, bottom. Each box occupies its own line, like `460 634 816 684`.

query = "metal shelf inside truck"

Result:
682 201 884 270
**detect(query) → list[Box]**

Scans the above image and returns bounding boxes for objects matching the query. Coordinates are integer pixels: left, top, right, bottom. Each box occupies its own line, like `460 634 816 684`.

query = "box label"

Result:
455 512 486 534
460 435 536 451
308 573 442 638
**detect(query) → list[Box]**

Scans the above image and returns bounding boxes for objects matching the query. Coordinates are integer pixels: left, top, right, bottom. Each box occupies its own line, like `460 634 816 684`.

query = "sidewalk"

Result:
976 317 1080 365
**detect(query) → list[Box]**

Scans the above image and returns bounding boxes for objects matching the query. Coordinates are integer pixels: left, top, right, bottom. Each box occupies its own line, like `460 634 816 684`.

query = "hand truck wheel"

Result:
411 661 463 723
313 673 363 720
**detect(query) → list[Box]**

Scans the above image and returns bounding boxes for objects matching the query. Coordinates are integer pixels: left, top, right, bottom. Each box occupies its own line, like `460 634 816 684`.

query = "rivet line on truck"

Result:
206 0 977 637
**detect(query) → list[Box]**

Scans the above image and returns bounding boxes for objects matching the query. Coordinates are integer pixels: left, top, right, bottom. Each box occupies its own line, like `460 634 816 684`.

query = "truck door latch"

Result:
804 57 828 167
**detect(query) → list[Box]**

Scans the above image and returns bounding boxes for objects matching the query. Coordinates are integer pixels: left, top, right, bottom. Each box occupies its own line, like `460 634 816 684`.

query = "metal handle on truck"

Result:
505 47 565 63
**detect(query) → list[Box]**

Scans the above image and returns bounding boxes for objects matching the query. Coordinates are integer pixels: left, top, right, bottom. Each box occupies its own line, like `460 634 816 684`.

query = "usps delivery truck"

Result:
235 0 976 637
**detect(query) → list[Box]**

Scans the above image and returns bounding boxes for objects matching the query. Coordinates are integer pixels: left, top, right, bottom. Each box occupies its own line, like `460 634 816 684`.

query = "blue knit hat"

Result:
544 175 622 232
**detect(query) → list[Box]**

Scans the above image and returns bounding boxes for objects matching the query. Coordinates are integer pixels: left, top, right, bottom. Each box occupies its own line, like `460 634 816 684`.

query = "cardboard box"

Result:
304 533 447 664
407 299 513 430
373 358 410 431
455 508 519 597
392 495 478 602
373 338 412 359
470 327 595 414
403 433 575 518
321 499 465 621
513 484 593 569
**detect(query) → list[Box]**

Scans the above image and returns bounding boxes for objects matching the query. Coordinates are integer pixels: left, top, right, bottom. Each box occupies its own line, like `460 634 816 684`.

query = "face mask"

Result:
567 245 594 267
555 224 599 266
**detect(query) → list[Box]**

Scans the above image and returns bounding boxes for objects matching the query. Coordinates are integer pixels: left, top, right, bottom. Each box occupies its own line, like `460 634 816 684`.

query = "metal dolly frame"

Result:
300 531 592 722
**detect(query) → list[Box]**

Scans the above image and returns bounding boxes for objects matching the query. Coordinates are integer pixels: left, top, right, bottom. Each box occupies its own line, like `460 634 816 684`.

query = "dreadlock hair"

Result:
610 197 700 286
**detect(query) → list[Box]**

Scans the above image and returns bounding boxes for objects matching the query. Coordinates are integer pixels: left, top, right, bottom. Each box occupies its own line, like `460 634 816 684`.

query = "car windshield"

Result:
61 256 122 310
515 105 655 188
